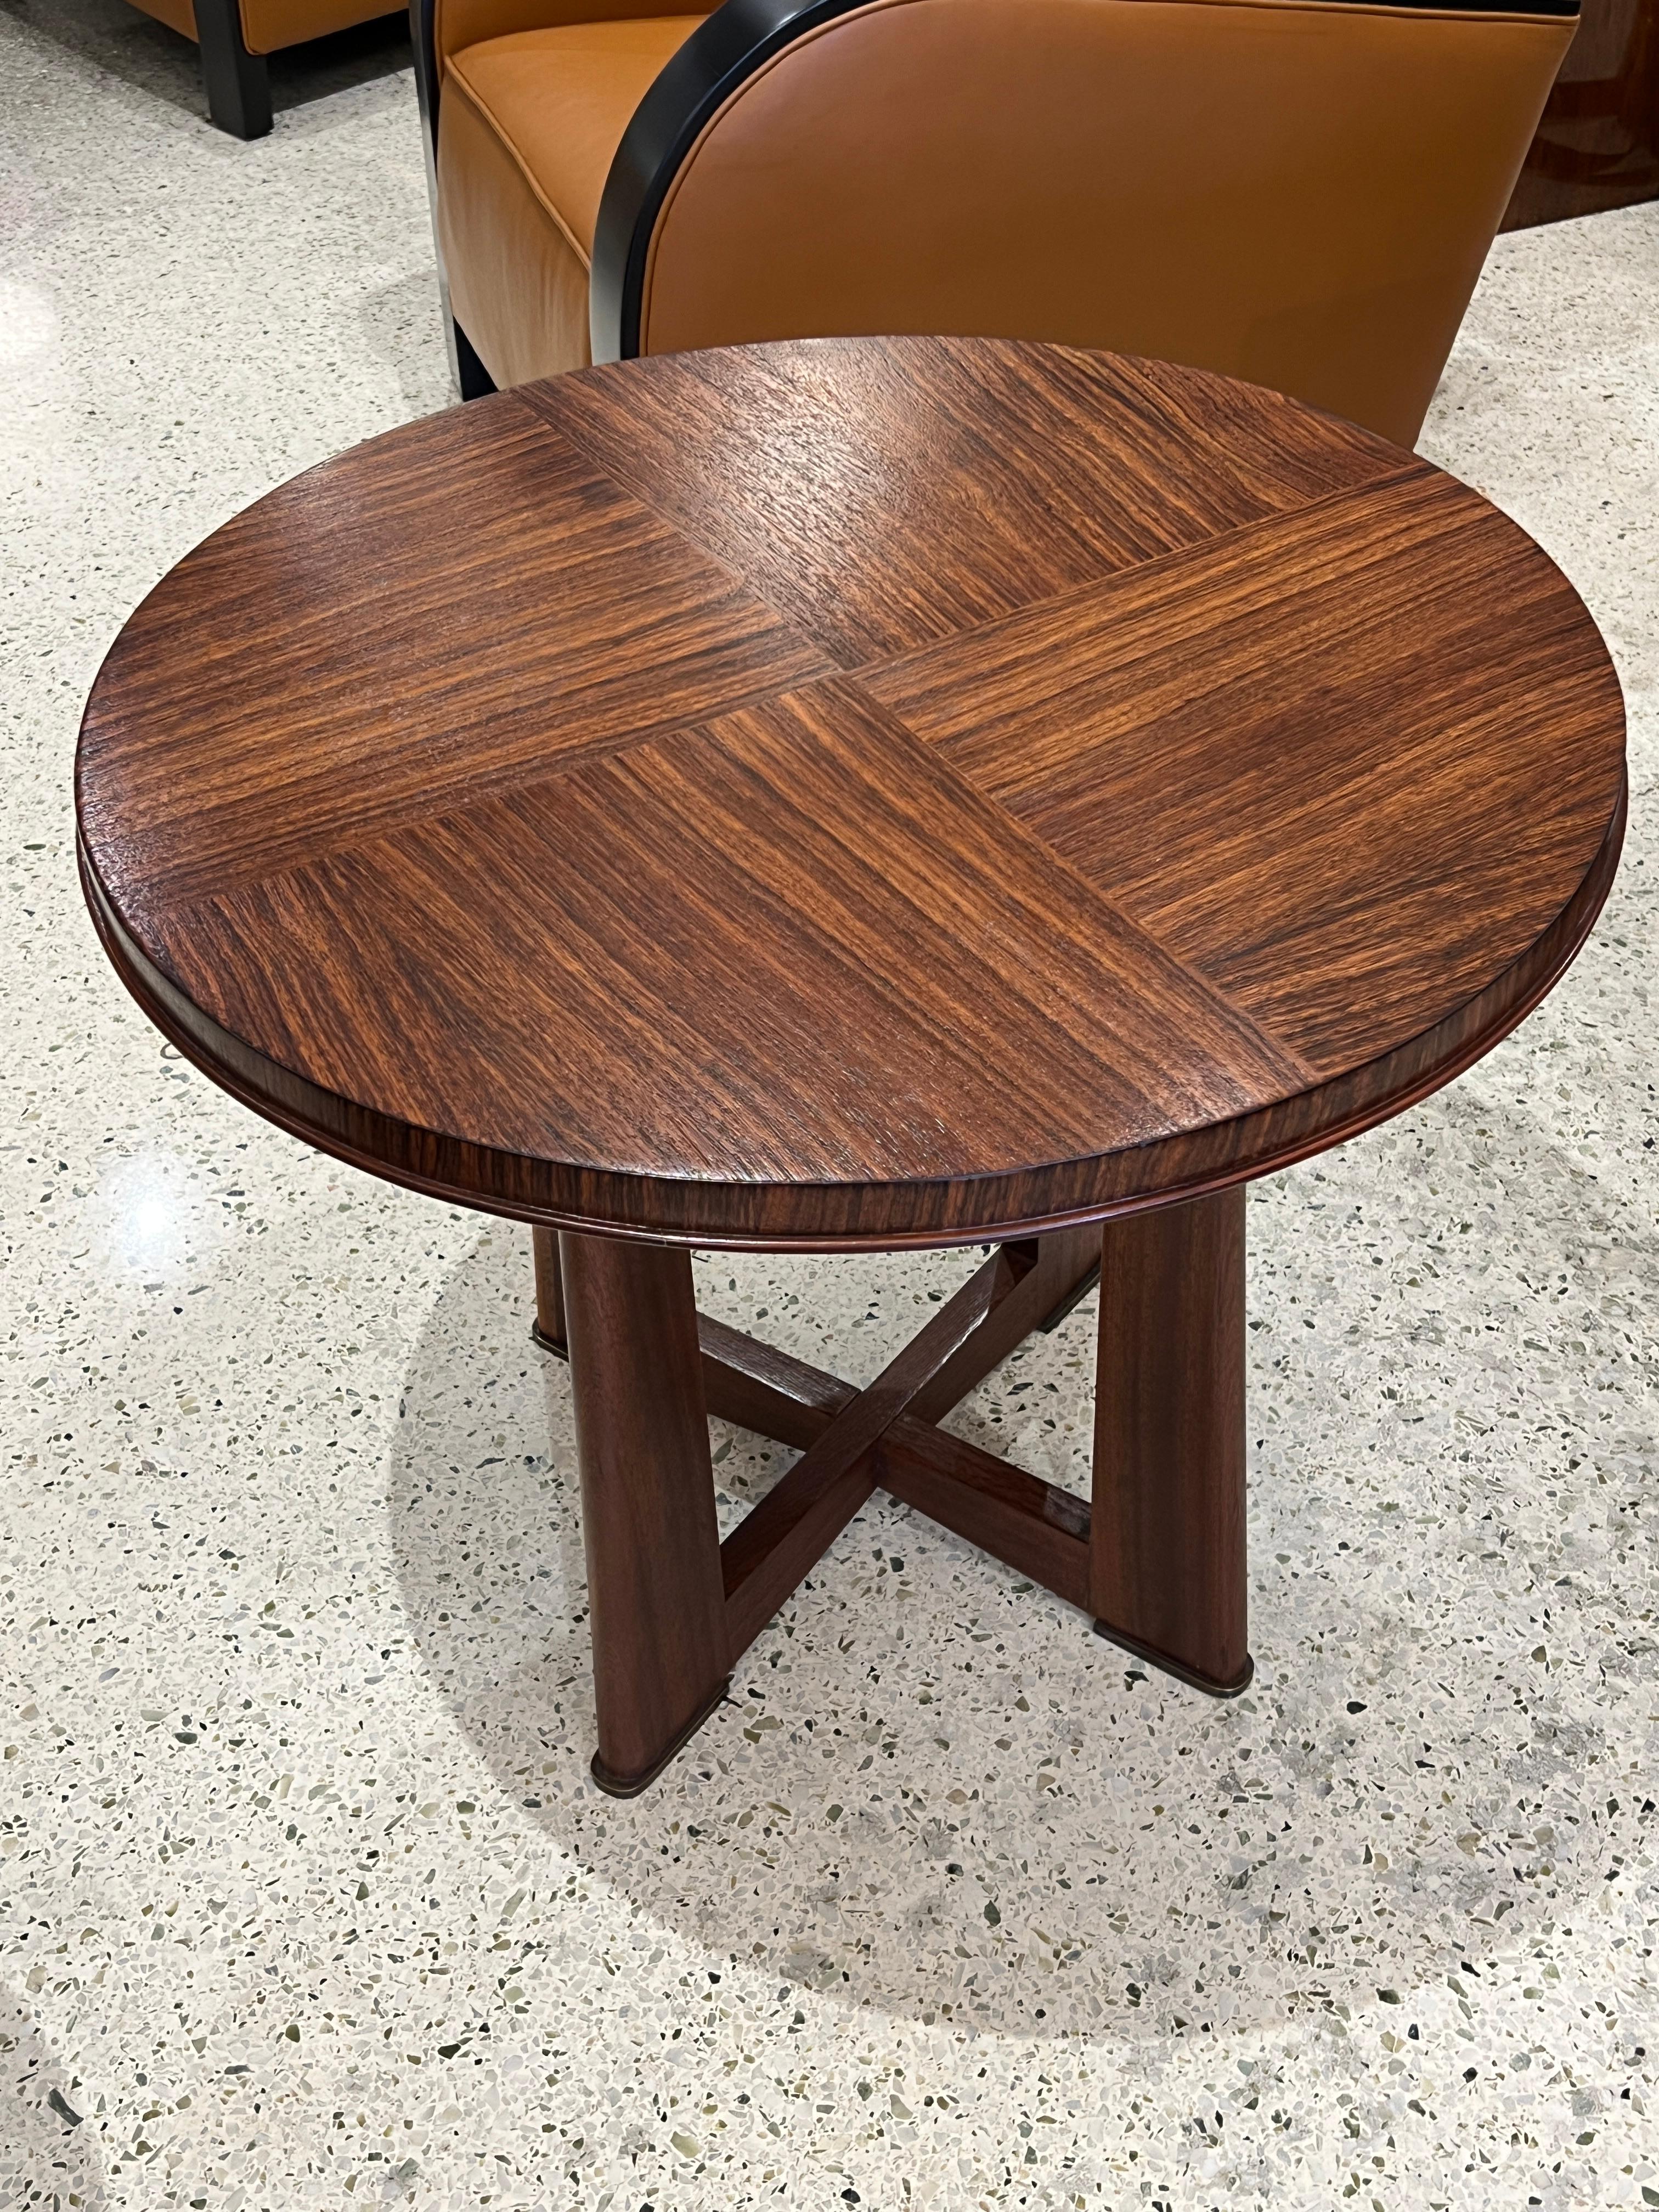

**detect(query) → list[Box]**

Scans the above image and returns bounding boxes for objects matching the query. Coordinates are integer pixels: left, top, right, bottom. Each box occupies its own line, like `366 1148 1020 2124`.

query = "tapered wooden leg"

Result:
559 1233 731 1795
1090 1186 1252 1696
531 1226 566 1353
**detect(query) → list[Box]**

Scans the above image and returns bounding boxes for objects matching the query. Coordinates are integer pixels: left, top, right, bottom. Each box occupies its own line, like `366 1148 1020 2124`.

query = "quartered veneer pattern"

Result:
76 337 1625 1248
77 337 1626 1791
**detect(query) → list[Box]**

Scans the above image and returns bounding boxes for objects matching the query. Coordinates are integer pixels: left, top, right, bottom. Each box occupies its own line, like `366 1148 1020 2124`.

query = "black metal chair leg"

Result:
194 0 273 138
453 318 498 401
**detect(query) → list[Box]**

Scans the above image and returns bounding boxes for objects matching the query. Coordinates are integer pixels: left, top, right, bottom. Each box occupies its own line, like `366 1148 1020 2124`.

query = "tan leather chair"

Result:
132 0 400 136
415 0 1578 448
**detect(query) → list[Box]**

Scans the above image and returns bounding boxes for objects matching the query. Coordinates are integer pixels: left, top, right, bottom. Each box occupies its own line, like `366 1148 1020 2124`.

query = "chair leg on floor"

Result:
193 0 273 138
559 1233 731 1796
453 318 498 402
1090 1187 1253 1696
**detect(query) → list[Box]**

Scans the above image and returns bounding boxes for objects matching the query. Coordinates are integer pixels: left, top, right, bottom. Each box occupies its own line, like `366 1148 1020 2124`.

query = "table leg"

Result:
1089 1186 1252 1696
531 1225 566 1353
558 1232 731 1795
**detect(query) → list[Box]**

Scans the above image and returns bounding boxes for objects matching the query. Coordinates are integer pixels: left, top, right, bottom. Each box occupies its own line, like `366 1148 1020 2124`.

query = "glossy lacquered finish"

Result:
558 1233 731 1794
588 0 859 363
540 1217 1110 1791
76 338 1627 1251
1504 0 1658 226
1091 1187 1250 1696
76 336 1627 1793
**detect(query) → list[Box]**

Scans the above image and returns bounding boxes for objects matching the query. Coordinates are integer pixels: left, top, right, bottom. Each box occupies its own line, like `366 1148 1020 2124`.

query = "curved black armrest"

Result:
590 0 869 364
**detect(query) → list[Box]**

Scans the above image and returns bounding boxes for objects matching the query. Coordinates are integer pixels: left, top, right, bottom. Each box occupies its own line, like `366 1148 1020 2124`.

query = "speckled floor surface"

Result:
3 13 1657 2206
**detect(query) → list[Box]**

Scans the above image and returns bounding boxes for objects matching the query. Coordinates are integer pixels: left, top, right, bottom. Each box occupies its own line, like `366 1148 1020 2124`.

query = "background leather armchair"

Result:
131 0 399 136
415 0 1579 449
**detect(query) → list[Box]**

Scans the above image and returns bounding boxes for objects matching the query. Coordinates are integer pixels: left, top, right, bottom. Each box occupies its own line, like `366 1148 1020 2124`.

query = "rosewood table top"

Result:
76 337 1627 1250
75 338 1628 1792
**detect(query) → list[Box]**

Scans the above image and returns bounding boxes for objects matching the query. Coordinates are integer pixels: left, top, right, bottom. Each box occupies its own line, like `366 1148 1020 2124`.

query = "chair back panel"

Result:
433 0 668 74
633 0 1574 443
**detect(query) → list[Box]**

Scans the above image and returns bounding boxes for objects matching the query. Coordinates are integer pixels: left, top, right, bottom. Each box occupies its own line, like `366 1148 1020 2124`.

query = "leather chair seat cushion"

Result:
438 16 706 387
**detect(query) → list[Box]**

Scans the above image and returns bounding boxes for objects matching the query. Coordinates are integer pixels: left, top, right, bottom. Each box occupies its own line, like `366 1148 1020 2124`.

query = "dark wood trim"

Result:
76 777 1627 1249
664 1291 1092 1634
719 1434 877 1662
908 1228 1099 1424
1090 1188 1252 1697
537 1224 1101 1413
194 0 272 138
1503 0 1658 229
720 1249 1008 1658
531 1225 566 1352
698 1293 1098 1633
558 1234 731 1795
534 1228 1109 1767
550 1222 1108 1777
881 1417 1092 1611
590 0 1579 362
698 1311 848 1446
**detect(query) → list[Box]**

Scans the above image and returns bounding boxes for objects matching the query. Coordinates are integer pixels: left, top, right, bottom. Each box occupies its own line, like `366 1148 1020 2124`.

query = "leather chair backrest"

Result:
430 0 657 69
592 0 1576 444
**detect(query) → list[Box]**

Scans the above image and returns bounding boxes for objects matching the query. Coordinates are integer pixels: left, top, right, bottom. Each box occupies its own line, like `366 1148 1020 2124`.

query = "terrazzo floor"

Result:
3 11 1658 2207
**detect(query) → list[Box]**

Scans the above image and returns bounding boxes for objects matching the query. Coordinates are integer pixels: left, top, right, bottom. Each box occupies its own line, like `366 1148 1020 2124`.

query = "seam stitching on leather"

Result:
443 58 594 270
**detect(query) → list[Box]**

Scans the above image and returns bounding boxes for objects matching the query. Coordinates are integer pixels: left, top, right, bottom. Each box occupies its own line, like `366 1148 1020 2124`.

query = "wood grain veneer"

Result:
77 337 1627 1250
79 338 1629 1788
1090 1187 1250 1695
559 1233 730 1795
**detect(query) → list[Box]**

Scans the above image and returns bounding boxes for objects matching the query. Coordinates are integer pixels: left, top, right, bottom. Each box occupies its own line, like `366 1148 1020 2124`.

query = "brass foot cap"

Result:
589 1679 733 1798
1092 1620 1254 1699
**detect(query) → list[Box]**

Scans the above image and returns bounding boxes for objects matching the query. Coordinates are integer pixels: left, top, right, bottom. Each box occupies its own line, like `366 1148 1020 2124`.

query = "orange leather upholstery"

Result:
435 0 684 61
438 18 705 387
239 0 389 48
130 0 196 36
126 0 393 54
433 0 1573 445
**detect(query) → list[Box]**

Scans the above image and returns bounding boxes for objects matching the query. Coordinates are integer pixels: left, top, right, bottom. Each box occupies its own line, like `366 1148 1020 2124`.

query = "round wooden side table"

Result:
76 338 1626 1796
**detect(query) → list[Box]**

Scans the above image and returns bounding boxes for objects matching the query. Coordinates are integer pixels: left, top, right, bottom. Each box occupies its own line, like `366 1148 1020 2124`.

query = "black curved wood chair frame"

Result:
409 0 1578 396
